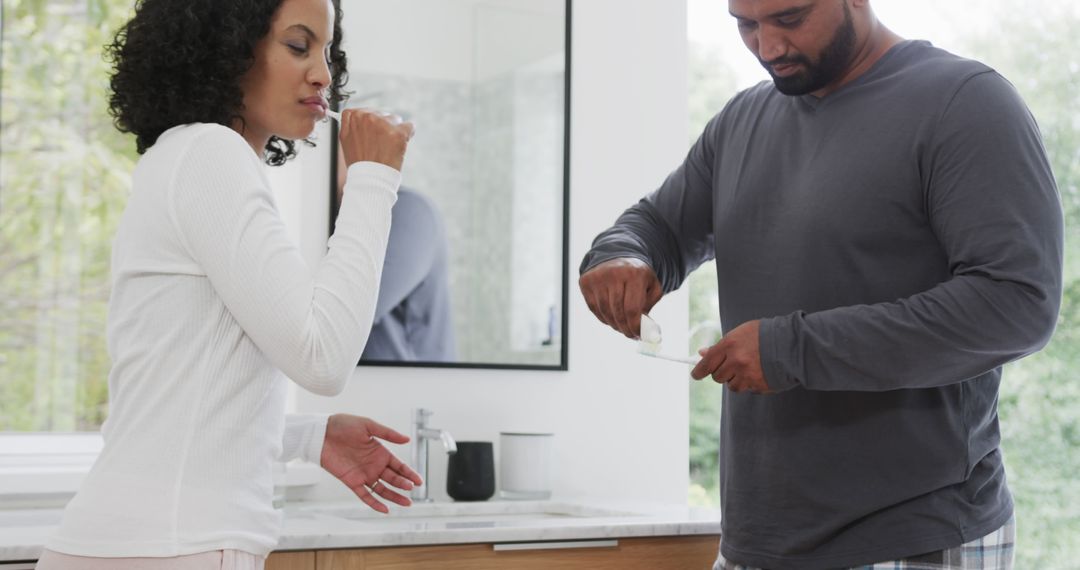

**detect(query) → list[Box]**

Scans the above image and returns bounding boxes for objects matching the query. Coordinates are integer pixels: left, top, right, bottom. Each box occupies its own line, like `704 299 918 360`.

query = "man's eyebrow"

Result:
729 4 812 20
768 5 811 19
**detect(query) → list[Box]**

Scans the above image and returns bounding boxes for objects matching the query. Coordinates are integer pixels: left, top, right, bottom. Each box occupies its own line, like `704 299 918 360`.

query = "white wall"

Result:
341 0 567 82
275 0 691 504
341 0 474 82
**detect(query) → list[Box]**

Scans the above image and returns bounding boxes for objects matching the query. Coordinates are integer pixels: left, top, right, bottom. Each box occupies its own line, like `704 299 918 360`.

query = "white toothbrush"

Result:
324 108 406 125
639 350 700 365
637 314 700 365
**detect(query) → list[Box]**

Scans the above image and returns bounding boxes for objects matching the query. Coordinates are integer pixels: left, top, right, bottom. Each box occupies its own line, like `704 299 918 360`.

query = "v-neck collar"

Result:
796 40 925 111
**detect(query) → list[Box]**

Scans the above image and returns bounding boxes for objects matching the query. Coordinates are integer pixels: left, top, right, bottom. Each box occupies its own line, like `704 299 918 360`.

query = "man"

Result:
579 1 1063 568
336 148 457 362
360 188 456 362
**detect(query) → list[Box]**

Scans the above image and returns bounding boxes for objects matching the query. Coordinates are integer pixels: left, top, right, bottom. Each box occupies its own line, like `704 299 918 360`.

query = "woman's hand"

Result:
338 109 415 171
320 414 424 513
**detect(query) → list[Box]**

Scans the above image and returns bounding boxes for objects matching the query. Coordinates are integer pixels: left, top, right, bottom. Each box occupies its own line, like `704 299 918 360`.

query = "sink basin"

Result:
296 500 638 527
274 500 718 551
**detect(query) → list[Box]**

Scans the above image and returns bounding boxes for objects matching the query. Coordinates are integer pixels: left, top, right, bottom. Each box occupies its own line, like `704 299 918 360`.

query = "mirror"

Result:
329 0 570 369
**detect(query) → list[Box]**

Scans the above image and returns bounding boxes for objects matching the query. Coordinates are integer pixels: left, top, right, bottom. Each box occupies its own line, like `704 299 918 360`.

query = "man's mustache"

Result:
760 55 812 68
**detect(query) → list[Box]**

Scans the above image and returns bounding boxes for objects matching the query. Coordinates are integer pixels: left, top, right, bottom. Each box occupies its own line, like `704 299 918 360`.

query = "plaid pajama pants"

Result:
714 517 1015 570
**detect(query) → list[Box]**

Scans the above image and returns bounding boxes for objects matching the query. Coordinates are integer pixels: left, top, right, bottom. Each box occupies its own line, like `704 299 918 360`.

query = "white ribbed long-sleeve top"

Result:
47 123 399 557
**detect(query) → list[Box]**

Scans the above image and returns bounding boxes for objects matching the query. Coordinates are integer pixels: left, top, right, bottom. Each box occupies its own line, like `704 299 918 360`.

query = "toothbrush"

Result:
637 314 700 365
638 350 700 365
325 108 409 126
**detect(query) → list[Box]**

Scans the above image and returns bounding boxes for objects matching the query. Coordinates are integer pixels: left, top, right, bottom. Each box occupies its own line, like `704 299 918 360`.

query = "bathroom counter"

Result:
0 499 722 563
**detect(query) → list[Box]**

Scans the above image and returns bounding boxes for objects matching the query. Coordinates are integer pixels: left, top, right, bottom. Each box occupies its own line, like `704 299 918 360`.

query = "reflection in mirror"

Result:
330 0 569 369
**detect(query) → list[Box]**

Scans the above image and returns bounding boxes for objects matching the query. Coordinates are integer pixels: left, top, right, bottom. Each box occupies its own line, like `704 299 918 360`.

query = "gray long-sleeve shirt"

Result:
361 189 456 362
581 41 1063 569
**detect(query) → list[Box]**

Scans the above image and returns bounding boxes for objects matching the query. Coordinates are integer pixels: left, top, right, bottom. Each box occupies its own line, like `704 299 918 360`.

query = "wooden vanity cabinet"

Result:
265 551 316 570
265 535 720 569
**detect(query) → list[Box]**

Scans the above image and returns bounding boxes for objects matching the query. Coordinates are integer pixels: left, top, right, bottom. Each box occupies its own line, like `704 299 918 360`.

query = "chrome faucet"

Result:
411 408 457 502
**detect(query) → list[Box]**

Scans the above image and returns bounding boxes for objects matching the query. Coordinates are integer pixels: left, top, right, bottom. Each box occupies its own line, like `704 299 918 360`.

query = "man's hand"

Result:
691 320 771 394
320 414 424 514
578 258 663 338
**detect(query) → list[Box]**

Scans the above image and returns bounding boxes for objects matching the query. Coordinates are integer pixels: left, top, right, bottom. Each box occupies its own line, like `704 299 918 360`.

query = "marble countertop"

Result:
0 499 722 562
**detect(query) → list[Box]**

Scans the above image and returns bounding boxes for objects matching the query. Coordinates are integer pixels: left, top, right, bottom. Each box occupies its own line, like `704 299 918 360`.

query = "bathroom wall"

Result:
271 0 692 503
339 0 567 365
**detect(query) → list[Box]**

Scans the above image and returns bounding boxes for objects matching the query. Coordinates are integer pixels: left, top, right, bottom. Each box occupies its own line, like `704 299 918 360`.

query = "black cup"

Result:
446 441 495 501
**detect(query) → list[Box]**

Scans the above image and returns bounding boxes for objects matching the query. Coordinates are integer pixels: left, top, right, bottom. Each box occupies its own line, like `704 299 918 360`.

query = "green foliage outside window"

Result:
686 6 1080 568
0 0 136 431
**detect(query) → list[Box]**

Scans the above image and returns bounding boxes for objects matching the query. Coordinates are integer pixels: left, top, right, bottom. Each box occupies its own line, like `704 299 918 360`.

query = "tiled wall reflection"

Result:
351 68 563 366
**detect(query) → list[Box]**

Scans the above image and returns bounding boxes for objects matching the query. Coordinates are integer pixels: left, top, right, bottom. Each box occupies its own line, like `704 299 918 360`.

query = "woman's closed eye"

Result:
285 42 331 64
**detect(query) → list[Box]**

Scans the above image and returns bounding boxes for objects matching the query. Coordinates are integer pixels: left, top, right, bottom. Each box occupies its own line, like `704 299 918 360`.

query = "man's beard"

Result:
762 3 857 95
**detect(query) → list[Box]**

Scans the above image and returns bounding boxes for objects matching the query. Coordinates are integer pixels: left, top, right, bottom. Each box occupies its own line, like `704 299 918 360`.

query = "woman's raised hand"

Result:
338 109 415 172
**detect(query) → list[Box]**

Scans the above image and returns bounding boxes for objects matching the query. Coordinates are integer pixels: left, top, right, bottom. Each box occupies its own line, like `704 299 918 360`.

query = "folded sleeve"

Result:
580 113 721 292
280 413 331 464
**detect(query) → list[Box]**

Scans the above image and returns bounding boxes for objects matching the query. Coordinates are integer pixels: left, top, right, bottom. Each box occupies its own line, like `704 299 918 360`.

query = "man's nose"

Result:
755 26 787 63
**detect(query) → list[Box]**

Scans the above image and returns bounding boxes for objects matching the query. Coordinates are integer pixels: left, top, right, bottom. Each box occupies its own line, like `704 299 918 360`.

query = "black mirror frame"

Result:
327 0 571 371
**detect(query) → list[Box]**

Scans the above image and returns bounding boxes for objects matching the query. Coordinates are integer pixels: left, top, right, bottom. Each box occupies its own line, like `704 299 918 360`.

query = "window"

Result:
686 1 1080 566
0 0 136 432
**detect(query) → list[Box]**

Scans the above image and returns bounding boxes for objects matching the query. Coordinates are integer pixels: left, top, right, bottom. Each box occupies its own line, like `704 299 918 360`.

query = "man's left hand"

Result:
320 414 424 513
691 320 771 394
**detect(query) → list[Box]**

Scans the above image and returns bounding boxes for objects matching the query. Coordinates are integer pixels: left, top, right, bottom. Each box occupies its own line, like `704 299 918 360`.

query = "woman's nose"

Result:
310 56 332 90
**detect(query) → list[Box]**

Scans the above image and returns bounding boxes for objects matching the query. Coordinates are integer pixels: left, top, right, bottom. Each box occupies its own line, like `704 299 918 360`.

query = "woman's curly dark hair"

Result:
106 0 349 166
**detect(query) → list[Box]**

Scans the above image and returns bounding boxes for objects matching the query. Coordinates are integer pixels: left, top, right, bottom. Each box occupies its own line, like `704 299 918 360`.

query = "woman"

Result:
36 0 421 567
